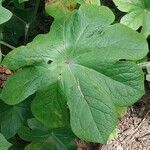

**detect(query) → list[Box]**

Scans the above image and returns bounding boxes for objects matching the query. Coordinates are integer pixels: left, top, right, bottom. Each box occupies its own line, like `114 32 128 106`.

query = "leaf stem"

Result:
31 0 41 22
0 41 15 49
13 14 27 25
24 0 40 45
24 23 30 44
138 61 150 69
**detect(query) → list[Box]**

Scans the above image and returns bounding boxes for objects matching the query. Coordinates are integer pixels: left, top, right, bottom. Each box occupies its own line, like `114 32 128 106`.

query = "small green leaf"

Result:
0 133 12 150
0 99 32 139
113 0 150 37
0 0 12 25
18 126 50 142
18 124 76 150
27 118 48 131
45 0 101 18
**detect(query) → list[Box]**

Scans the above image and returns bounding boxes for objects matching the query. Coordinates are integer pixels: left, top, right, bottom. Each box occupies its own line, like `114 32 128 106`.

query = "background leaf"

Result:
45 0 101 19
113 0 150 37
0 133 12 150
18 119 76 150
0 98 32 139
0 0 12 25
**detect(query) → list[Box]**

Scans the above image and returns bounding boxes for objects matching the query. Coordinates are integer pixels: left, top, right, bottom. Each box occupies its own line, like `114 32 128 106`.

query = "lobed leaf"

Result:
1 4 148 143
113 0 150 37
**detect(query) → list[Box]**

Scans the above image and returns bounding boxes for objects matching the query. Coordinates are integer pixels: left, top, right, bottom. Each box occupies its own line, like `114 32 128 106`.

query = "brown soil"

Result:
77 83 150 150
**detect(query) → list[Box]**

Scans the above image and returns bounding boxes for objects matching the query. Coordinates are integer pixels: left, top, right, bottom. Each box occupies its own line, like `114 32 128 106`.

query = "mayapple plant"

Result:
0 0 148 146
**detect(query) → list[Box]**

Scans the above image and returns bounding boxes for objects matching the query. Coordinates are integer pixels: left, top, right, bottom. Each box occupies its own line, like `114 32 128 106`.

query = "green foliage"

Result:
0 0 12 25
146 64 150 81
0 0 46 47
18 118 76 150
45 0 100 18
0 133 12 150
113 0 150 37
1 3 148 144
31 83 69 129
0 0 150 148
1 7 38 46
0 0 12 60
0 99 32 139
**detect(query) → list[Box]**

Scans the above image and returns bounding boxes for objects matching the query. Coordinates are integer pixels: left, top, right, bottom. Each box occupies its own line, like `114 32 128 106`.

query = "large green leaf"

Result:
0 0 12 25
0 133 12 150
0 99 32 139
18 118 76 150
113 0 150 37
1 4 148 143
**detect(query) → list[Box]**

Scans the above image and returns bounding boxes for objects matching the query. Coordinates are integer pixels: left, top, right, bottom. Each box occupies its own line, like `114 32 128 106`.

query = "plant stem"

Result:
31 0 41 22
13 14 27 25
24 23 30 44
24 0 40 45
138 62 150 69
0 41 15 49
